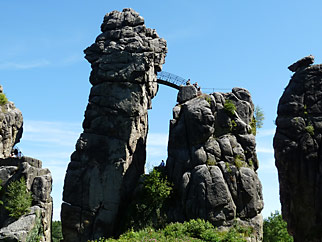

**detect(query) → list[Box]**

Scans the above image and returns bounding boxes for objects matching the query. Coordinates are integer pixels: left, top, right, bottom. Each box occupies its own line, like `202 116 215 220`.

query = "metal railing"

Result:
157 71 187 87
156 71 231 93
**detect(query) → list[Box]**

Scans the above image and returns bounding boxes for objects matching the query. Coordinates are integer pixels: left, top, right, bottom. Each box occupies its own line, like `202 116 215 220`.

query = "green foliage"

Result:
250 106 265 135
225 162 232 172
124 168 173 231
303 104 308 116
250 118 257 135
206 159 217 166
5 177 32 219
263 211 293 242
89 219 252 242
204 95 212 105
231 119 237 128
26 210 43 242
234 155 245 169
143 168 172 205
305 125 314 136
0 179 3 206
224 99 236 116
52 221 63 242
254 106 264 129
0 93 8 106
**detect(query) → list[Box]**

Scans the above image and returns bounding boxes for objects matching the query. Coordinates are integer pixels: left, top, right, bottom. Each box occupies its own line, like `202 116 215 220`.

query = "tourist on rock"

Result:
160 160 165 167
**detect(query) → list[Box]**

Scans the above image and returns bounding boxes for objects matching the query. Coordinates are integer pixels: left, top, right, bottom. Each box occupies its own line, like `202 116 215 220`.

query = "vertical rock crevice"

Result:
61 8 167 242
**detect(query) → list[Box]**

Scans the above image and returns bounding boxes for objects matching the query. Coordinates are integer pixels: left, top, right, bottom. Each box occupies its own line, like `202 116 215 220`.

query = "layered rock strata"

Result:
274 56 322 241
61 8 167 241
0 86 23 159
167 86 264 241
0 157 53 242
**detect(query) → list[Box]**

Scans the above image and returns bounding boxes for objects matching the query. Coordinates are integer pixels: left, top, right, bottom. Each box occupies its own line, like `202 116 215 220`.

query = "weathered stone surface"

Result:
167 89 263 241
177 85 197 104
61 8 167 241
0 90 52 242
0 86 23 159
0 206 44 242
288 55 314 72
0 157 52 242
274 56 322 241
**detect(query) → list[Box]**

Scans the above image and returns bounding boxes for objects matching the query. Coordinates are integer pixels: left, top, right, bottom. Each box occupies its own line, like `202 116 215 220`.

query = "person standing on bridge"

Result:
186 79 191 85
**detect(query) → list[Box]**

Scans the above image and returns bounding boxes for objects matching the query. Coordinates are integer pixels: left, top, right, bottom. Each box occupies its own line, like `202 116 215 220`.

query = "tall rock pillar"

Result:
61 9 167 241
274 56 322 241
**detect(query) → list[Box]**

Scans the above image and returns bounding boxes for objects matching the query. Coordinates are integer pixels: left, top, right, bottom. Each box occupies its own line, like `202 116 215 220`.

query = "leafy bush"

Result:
52 221 63 242
0 93 8 105
5 177 32 219
124 168 173 231
224 99 236 116
89 219 251 242
263 211 293 242
305 125 314 136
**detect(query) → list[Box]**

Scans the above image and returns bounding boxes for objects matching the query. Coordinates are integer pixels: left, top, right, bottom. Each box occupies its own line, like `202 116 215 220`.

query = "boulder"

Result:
177 85 197 104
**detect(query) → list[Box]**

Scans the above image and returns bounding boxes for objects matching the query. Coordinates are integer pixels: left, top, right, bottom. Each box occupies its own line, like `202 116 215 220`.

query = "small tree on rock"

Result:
5 177 32 219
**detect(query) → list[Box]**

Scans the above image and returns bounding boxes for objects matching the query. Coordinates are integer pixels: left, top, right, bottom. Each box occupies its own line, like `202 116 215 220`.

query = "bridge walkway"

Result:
156 71 230 93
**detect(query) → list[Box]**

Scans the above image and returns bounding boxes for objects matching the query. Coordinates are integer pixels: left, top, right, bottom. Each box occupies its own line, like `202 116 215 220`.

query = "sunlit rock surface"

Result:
61 8 167 242
167 88 264 241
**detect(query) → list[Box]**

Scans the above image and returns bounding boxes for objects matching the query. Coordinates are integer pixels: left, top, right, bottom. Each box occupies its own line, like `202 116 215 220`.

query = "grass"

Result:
89 219 252 242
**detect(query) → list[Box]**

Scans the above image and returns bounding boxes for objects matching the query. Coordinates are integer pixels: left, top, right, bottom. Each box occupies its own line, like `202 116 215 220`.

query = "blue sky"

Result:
1 0 322 221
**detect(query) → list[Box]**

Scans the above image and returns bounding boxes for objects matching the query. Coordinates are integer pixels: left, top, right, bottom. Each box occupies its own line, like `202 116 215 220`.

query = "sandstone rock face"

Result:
274 56 322 241
167 88 263 241
0 86 23 159
0 157 53 242
61 8 167 241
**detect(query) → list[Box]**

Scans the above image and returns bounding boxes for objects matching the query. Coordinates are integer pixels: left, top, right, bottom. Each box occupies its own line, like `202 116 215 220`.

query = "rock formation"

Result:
167 86 264 241
0 86 52 242
61 8 167 241
0 86 23 159
274 56 322 241
0 157 52 242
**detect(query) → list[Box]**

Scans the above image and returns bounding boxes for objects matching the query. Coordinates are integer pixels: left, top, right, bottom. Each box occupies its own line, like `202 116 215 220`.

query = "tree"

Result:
5 177 32 219
250 105 265 135
263 211 293 242
124 167 173 231
52 221 63 242
254 105 264 129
